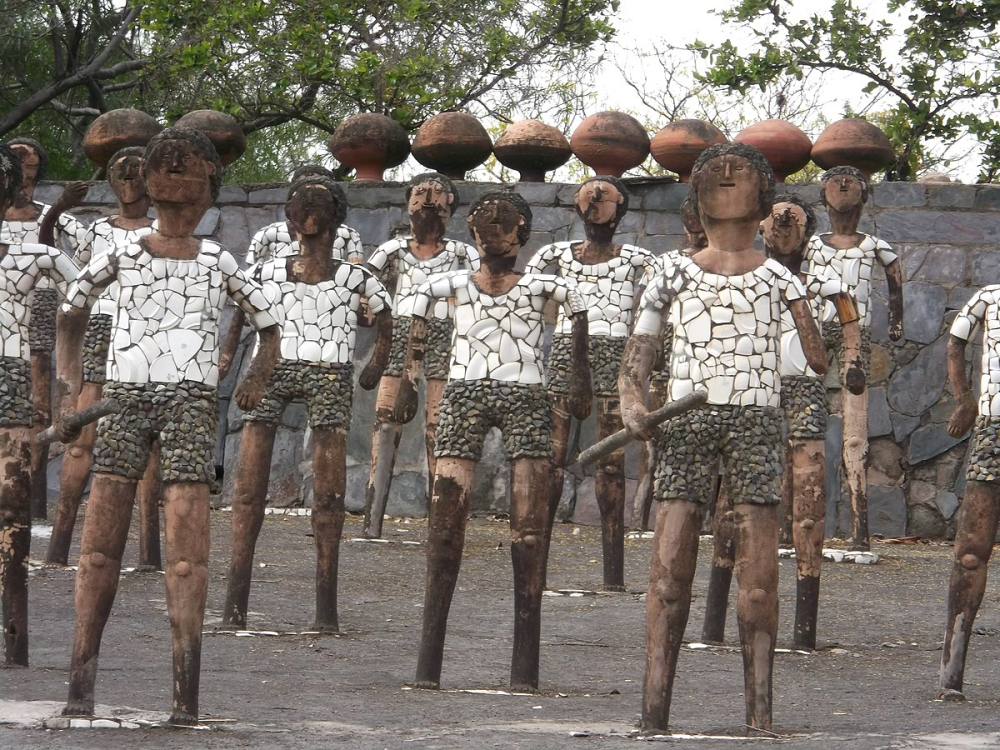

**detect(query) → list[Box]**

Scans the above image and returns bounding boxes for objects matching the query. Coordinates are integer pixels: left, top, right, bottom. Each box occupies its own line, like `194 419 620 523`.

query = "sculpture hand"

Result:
393 376 419 424
358 359 383 390
55 415 82 444
55 181 89 210
888 319 903 342
844 360 866 395
234 373 268 413
622 401 654 442
567 371 593 420
947 394 977 438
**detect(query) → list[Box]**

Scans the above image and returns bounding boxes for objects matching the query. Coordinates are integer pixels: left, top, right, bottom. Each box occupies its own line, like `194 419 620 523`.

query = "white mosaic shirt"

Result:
366 237 479 320
1 203 86 292
803 233 897 326
245 221 364 265
411 271 586 384
634 253 806 408
951 285 1000 416
64 239 279 387
779 267 849 378
0 242 78 359
75 219 156 318
525 241 657 336
252 258 391 364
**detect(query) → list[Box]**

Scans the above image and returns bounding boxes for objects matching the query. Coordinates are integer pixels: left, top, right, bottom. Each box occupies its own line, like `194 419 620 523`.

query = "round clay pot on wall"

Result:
811 118 895 178
734 119 812 182
83 109 163 169
650 119 728 182
327 113 410 182
493 120 572 182
411 113 493 180
570 112 650 177
174 110 247 166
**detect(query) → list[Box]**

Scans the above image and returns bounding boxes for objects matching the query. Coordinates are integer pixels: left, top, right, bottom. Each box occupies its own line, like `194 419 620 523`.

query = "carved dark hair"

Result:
771 191 818 243
144 127 224 201
7 137 48 181
0 143 24 207
576 175 630 224
819 165 870 205
469 189 532 245
291 164 336 182
689 142 775 221
107 146 146 171
287 175 348 228
405 171 460 208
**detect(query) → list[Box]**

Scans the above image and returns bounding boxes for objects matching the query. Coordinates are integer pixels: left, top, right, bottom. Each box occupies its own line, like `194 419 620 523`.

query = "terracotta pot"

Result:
649 119 728 182
328 113 410 181
411 112 493 180
734 119 812 182
811 118 894 177
82 109 162 168
493 120 571 182
174 110 247 166
570 112 649 177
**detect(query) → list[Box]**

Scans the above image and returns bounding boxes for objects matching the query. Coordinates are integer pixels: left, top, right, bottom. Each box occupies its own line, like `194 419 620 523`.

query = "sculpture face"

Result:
468 198 523 258
108 155 147 206
696 154 761 221
575 180 622 225
286 184 337 237
10 144 39 206
823 173 864 213
407 179 453 221
143 138 215 208
760 201 807 259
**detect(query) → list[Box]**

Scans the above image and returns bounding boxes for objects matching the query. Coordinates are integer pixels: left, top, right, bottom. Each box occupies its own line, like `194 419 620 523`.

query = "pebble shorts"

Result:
384 314 454 380
244 360 354 431
28 288 58 353
782 374 828 441
968 416 1000 482
547 333 625 397
82 314 113 384
0 356 33 428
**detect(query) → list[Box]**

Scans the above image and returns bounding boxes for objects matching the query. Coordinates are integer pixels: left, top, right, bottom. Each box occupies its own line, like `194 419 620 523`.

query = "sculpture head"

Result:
0 144 24 219
406 172 458 240
574 176 629 228
760 193 816 262
142 127 222 212
680 196 707 251
467 190 531 258
7 137 46 207
290 163 337 183
820 165 869 212
689 142 775 224
107 146 148 207
285 175 348 238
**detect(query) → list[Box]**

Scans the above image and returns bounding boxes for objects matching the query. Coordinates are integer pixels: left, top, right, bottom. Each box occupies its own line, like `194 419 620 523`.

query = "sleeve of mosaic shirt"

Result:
62 242 120 312
409 272 456 319
219 250 282 330
951 286 996 341
633 254 688 337
37 243 80 298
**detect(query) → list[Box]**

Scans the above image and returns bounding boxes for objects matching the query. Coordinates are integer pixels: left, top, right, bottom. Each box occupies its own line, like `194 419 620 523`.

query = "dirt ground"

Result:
3 508 1000 749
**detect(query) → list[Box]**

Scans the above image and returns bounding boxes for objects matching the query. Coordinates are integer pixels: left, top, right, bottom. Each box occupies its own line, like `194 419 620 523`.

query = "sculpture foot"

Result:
132 564 160 574
412 680 440 690
509 682 539 694
936 688 966 702
602 584 626 593
167 711 200 727
313 622 340 635
62 700 94 717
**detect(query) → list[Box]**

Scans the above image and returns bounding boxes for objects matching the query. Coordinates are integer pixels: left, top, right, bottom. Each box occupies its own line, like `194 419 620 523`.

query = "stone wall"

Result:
36 177 1000 539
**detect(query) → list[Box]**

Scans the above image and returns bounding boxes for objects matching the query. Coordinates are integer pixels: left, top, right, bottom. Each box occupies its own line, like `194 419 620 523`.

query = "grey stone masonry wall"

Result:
33 178 1000 539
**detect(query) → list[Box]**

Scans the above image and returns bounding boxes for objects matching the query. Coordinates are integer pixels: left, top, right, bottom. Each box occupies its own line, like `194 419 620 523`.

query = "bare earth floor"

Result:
3 509 1000 749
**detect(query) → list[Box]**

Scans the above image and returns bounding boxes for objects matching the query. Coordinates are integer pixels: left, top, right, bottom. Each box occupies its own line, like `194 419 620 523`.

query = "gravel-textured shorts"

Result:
968 416 1000 482
547 333 625 397
435 379 552 461
0 356 33 428
650 325 673 384
245 359 354 431
94 380 218 484
384 314 454 380
29 288 58 352
782 375 828 441
654 404 783 505
82 314 113 384
824 321 872 379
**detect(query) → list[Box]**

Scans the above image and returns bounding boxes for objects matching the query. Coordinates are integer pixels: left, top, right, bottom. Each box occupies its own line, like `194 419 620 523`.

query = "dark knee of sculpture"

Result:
959 553 982 571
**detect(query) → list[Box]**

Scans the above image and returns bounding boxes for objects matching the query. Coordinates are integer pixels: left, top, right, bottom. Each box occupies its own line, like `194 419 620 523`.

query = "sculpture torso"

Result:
246 220 364 265
0 242 77 359
77 218 156 318
803 233 896 326
952 284 1000 417
1 202 85 292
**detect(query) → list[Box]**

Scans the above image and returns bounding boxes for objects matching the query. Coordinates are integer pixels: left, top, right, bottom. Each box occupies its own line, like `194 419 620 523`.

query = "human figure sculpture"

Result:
937 287 1000 701
221 176 392 631
362 172 478 538
0 144 78 666
805 166 904 550
54 127 280 725
618 143 829 733
45 147 161 568
526 176 655 591
2 138 87 519
396 190 591 691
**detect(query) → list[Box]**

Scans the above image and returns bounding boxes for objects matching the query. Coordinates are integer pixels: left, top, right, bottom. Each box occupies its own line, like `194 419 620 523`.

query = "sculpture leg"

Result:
425 379 444 497
64 474 138 716
734 503 779 733
137 441 163 570
509 457 551 691
222 421 277 629
0 427 32 666
162 482 210 726
641 499 704 733
312 429 346 633
363 375 403 539
702 480 735 644
938 480 1000 699
843 386 869 551
596 396 625 591
415 456 474 689
634 379 669 532
778 441 794 546
29 351 51 520
543 396 571 589
791 439 826 650
47 382 101 566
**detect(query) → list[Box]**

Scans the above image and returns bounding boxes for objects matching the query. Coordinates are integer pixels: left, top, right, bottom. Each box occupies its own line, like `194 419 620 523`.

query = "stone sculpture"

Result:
396 190 591 691
805 166 903 550
618 143 829 733
526 176 656 591
362 173 478 538
54 127 280 725
0 144 78 666
221 176 392 631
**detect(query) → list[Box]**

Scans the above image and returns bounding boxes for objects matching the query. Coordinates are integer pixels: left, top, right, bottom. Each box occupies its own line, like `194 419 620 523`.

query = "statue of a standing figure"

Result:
362 173 477 538
396 190 591 691
526 177 655 590
805 167 903 550
619 144 828 733
55 128 280 725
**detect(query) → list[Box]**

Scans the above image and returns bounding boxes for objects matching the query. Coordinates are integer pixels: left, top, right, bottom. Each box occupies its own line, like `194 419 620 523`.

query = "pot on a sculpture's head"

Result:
327 113 410 182
411 112 492 180
493 120 572 182
734 119 812 182
174 110 247 166
811 118 895 178
571 112 650 177
649 119 728 182
83 109 163 169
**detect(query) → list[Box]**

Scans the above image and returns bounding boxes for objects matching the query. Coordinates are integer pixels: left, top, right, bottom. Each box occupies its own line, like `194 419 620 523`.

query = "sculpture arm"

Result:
567 310 592 420
393 316 427 424
360 310 394 390
789 299 828 376
833 292 865 395
37 182 88 247
53 307 90 440
218 307 247 383
947 335 976 438
235 324 279 412
618 333 658 441
885 258 904 341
